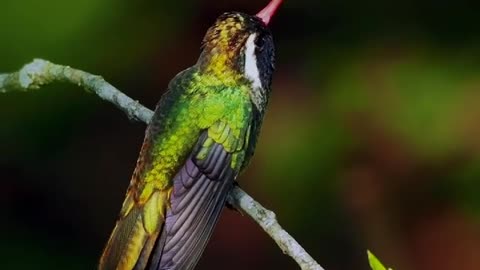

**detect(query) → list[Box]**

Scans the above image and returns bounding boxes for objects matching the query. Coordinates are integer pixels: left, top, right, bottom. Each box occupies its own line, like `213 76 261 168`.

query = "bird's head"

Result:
198 0 282 93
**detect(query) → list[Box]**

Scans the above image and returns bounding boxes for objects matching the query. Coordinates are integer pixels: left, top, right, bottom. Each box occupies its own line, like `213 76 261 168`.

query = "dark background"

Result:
2 1 480 269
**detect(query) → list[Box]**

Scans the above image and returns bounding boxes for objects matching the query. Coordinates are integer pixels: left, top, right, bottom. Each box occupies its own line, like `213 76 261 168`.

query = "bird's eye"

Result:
255 35 265 52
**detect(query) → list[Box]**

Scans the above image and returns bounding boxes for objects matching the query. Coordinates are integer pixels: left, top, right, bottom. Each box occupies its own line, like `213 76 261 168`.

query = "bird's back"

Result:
100 67 256 270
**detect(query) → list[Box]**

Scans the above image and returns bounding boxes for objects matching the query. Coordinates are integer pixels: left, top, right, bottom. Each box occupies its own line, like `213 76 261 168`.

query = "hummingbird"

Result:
99 1 282 269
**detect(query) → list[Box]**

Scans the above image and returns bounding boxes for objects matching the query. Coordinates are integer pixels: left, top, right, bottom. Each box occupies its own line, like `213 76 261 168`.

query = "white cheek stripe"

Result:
244 34 262 89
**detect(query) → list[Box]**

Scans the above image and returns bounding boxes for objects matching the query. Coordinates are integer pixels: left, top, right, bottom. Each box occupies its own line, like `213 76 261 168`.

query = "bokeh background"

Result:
2 0 480 269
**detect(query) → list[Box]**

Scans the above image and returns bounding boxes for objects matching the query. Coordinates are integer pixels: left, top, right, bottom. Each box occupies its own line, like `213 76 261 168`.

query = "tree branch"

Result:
0 59 152 123
1 59 325 270
228 188 324 270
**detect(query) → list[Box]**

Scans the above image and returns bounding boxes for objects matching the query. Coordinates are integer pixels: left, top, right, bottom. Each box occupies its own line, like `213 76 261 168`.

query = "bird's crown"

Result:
196 0 282 109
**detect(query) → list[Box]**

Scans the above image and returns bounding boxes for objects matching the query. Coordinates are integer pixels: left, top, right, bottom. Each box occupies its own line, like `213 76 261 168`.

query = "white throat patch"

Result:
244 34 262 90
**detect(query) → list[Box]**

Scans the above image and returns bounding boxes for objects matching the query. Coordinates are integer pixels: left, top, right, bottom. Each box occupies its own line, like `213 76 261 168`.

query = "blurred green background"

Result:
2 0 480 269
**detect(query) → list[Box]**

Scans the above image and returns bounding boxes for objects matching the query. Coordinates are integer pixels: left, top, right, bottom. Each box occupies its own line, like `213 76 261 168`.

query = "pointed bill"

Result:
256 0 283 25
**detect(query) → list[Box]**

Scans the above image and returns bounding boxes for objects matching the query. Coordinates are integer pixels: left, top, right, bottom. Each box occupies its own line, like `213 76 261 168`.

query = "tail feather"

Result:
133 230 162 270
99 192 165 270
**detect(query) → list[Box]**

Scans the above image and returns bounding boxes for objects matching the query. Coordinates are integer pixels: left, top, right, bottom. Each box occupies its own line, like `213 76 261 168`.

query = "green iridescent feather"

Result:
99 9 275 270
100 66 256 270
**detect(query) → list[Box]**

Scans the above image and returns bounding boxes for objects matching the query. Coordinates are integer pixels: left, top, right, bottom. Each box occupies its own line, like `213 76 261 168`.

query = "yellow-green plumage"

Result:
99 9 276 270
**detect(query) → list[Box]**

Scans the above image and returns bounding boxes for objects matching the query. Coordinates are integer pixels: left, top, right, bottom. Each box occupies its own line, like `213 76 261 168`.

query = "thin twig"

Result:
0 59 325 270
228 188 324 270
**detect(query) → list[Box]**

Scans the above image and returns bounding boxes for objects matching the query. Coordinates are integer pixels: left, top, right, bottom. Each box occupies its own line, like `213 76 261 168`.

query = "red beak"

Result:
256 0 283 26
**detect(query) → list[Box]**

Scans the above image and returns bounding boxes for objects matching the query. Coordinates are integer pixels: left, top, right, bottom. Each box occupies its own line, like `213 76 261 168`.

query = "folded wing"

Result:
147 129 241 270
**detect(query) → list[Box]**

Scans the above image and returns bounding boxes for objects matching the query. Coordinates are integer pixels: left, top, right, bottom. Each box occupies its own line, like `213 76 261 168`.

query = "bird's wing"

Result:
149 120 250 270
99 122 251 270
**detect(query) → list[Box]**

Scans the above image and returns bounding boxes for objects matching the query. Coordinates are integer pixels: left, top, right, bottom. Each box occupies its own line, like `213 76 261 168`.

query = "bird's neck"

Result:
196 50 243 87
195 49 269 113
